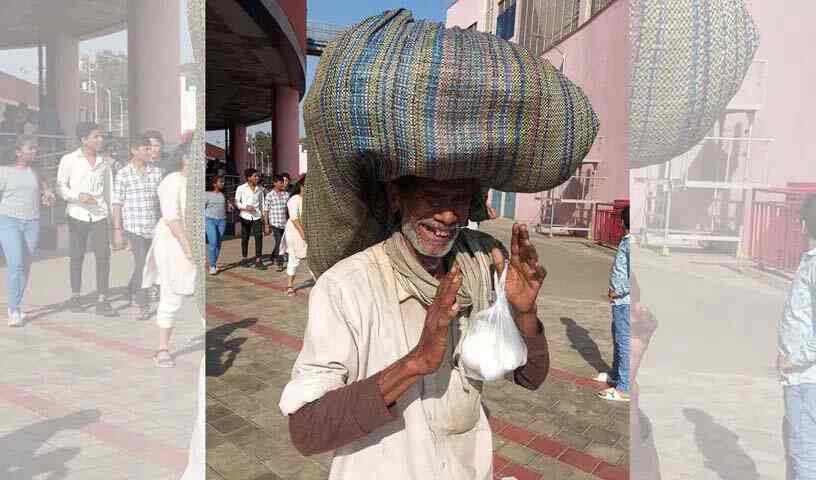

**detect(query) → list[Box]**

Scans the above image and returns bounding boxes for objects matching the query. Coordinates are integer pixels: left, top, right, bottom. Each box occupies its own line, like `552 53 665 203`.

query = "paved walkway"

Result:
0 248 202 479
206 218 629 480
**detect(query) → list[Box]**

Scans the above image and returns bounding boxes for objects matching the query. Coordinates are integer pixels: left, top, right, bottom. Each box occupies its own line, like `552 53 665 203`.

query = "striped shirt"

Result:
264 189 290 228
112 163 163 237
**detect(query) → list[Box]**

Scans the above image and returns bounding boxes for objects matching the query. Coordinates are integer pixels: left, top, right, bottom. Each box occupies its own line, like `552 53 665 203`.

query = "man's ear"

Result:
385 182 401 214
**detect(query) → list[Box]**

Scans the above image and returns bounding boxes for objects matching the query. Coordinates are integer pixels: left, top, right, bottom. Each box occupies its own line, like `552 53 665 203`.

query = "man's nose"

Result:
434 210 460 226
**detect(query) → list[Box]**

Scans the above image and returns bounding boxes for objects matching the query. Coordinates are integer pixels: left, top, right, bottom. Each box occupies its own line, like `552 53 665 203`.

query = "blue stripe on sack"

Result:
509 44 526 184
376 15 405 180
635 0 669 160
680 0 700 148
392 21 417 179
424 24 445 176
498 43 513 185
349 17 391 160
556 73 575 182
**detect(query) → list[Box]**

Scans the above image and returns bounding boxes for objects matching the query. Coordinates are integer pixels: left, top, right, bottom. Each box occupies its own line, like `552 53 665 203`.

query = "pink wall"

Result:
277 0 307 51
446 0 485 29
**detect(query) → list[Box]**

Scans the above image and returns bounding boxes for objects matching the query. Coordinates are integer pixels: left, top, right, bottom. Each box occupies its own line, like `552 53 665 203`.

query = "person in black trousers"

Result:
234 168 266 270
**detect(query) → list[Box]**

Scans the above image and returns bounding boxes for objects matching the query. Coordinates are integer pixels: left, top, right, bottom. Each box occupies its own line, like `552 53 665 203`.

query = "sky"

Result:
206 0 451 147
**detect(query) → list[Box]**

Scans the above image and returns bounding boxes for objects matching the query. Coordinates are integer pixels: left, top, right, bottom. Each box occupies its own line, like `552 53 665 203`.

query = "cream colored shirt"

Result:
280 242 493 480
56 148 113 222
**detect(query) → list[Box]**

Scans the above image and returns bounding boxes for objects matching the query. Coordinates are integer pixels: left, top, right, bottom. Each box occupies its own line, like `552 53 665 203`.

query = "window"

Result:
519 0 581 56
496 0 517 40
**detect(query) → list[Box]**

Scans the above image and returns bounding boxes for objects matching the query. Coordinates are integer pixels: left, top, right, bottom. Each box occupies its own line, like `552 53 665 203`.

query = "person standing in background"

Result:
778 194 816 480
0 135 55 326
263 174 289 272
111 134 163 316
597 206 631 402
56 122 117 317
234 168 266 270
280 176 308 295
205 175 232 275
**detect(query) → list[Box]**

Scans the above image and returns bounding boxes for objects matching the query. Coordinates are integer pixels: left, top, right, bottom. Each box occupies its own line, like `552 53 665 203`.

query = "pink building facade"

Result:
446 0 629 231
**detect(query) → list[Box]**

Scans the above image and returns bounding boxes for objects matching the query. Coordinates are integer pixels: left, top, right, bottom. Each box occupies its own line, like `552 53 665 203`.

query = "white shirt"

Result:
56 148 114 222
234 182 265 221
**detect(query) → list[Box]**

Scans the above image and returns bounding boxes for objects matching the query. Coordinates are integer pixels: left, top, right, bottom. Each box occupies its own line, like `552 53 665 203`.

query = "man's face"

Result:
392 178 476 258
16 142 38 163
131 144 149 162
273 180 285 191
248 173 260 186
82 129 104 153
148 138 163 162
215 178 225 191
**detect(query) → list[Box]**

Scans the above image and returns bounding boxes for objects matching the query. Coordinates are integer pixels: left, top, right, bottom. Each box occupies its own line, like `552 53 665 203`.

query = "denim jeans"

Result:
610 304 630 392
0 215 40 312
784 383 816 480
205 217 226 267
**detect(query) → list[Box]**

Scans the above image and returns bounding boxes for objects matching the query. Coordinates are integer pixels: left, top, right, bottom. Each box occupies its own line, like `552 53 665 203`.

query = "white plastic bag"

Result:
458 263 528 381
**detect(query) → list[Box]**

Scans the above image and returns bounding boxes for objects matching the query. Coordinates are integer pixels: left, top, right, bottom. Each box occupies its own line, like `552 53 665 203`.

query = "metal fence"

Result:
749 187 815 274
592 200 628 248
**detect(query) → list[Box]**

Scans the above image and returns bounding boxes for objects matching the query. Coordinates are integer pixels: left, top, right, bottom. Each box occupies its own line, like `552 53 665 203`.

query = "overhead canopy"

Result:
0 1 126 49
205 0 306 131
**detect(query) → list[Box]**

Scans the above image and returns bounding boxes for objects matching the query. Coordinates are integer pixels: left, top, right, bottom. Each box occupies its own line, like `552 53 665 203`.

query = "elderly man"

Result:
279 10 598 479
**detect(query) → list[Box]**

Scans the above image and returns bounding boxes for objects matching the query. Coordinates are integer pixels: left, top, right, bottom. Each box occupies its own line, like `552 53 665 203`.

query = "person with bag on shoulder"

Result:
276 9 600 478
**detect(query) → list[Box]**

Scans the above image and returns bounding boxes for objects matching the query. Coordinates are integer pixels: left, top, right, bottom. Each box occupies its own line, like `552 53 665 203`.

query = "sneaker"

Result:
65 294 84 313
594 372 618 386
209 266 218 275
148 286 160 301
241 258 251 268
254 261 267 271
7 309 22 327
96 298 118 317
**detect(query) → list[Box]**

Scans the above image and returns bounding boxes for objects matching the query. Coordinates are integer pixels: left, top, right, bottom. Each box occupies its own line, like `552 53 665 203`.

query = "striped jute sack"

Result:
629 0 760 168
303 9 599 277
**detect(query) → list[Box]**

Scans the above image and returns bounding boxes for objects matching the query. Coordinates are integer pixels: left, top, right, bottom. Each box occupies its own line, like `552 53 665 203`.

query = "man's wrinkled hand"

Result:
491 223 546 316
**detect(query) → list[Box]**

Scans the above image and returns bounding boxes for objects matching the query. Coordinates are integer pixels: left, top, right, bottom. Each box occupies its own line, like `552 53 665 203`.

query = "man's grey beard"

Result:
401 221 459 258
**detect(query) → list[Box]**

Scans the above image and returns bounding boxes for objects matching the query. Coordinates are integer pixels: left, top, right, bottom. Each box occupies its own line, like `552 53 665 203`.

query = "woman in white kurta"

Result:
280 177 309 296
142 147 195 368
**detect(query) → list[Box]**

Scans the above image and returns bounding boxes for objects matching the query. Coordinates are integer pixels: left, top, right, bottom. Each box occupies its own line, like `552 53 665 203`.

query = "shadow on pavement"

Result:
683 408 760 480
0 409 101 480
560 316 611 374
206 318 258 377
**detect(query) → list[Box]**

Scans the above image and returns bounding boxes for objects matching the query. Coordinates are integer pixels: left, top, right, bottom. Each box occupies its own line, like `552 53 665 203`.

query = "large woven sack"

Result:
304 9 599 278
629 0 760 168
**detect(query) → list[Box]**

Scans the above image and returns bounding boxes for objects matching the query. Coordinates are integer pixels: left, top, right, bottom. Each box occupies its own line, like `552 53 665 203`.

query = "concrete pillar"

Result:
230 124 248 177
274 85 301 176
127 0 181 142
46 35 79 139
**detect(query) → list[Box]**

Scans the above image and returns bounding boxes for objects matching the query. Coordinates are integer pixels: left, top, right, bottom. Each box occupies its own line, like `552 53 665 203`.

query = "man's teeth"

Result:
423 225 451 239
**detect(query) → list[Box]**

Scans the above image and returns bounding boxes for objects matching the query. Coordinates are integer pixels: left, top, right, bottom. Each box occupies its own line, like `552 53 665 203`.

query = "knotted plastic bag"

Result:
458 263 528 381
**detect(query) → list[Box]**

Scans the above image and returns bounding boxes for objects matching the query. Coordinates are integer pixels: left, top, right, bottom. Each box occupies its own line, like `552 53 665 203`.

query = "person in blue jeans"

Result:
205 175 231 275
0 135 55 326
778 194 816 480
596 206 630 402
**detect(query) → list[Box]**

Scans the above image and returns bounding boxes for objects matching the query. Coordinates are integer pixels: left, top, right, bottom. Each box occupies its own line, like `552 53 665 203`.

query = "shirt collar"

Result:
805 246 816 257
395 276 412 303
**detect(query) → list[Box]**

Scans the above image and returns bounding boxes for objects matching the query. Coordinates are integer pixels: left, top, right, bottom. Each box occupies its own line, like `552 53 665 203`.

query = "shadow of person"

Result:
0 409 100 480
560 316 611 374
206 318 258 377
683 408 760 480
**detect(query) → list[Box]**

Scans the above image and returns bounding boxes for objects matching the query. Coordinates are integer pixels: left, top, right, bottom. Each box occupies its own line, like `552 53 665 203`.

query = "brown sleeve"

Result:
288 371 399 456
513 323 550 390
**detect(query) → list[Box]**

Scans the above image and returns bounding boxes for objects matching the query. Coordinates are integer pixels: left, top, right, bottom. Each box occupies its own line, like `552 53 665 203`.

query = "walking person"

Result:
280 176 308 295
111 134 163 316
0 135 55 326
142 142 195 368
205 175 232 275
596 206 631 402
56 122 117 317
263 174 289 272
778 194 816 480
234 168 266 270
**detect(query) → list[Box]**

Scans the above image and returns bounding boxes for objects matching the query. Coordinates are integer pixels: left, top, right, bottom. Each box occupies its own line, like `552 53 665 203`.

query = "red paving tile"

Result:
488 416 509 434
498 462 543 480
528 435 568 458
0 382 187 473
593 461 630 480
499 424 536 446
206 303 304 350
493 454 511 472
559 448 602 473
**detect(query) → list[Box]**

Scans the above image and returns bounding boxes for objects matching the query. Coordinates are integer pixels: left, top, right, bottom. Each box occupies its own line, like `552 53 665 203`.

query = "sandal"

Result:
597 387 629 402
153 349 175 368
285 287 296 297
